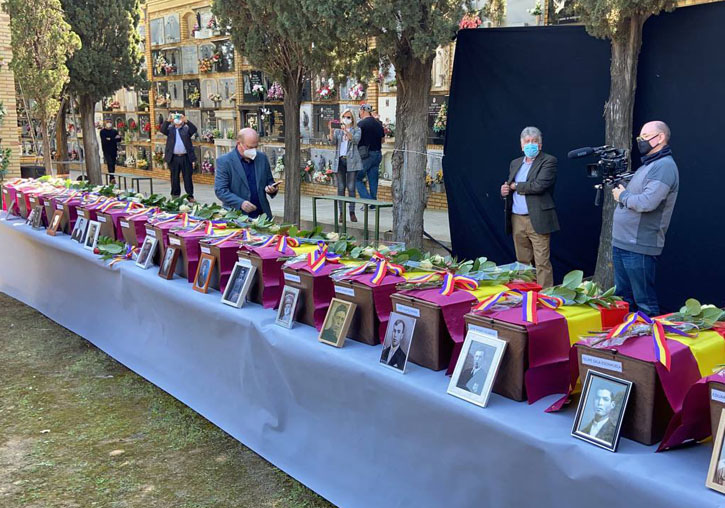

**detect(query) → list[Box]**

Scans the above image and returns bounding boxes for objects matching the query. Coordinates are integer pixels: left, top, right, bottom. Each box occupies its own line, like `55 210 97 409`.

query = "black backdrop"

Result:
445 3 725 311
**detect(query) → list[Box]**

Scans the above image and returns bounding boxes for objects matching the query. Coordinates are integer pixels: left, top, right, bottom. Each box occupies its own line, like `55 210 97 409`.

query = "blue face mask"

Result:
523 143 539 158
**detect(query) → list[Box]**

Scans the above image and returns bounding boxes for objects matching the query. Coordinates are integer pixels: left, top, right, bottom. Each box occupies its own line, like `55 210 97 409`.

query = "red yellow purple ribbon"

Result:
473 289 564 324
207 229 249 246
407 271 479 296
307 241 341 273
260 234 300 253
109 245 139 267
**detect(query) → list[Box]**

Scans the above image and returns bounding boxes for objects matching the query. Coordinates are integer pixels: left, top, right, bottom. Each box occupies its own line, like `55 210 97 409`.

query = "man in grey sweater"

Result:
611 121 679 316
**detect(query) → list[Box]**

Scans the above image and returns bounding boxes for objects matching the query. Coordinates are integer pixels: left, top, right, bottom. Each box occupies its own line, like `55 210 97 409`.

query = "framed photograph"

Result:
707 408 725 493
193 253 216 293
571 370 633 452
31 206 43 228
447 331 507 408
158 245 181 280
71 216 88 243
135 235 158 270
221 259 256 308
83 220 101 250
379 312 416 373
46 209 63 236
275 286 300 329
318 298 356 348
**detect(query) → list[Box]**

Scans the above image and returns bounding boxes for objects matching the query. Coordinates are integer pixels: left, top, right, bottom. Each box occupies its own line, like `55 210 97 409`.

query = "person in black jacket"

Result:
160 113 198 200
99 120 121 182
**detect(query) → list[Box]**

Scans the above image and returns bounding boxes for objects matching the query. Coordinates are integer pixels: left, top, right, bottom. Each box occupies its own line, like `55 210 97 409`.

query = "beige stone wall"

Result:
0 12 20 179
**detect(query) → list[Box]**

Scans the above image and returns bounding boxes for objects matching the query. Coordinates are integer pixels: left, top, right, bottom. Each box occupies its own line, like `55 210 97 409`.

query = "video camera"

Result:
567 145 635 206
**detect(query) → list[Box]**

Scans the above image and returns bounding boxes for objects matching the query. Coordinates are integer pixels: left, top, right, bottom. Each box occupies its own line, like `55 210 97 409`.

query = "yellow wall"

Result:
0 12 21 179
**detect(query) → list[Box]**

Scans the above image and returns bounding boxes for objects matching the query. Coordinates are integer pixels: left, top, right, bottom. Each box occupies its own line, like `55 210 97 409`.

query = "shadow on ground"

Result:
0 292 334 508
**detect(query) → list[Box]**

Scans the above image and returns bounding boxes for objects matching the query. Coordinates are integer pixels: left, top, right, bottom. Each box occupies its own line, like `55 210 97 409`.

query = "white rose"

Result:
432 254 444 264
326 232 339 242
702 304 717 310
269 225 280 233
179 204 191 213
420 259 434 270
135 193 144 199
363 247 376 257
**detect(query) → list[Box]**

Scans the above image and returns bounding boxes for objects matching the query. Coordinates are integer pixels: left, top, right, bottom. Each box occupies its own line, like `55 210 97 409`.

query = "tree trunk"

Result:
79 95 102 185
282 74 303 225
391 52 434 248
39 120 54 176
593 14 647 288
55 101 69 175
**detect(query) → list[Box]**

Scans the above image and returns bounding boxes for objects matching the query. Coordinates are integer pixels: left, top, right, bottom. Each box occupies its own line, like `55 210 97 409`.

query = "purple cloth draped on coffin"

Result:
126 215 150 245
173 229 207 283
343 273 405 344
242 245 293 309
208 240 243 292
58 198 80 232
288 260 338 330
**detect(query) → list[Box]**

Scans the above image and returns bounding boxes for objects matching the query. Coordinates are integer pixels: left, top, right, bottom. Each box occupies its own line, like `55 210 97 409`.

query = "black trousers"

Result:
104 154 116 174
169 154 194 198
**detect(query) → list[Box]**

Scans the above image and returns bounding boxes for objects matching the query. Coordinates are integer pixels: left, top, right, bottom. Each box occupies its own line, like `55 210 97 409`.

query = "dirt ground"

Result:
0 292 334 508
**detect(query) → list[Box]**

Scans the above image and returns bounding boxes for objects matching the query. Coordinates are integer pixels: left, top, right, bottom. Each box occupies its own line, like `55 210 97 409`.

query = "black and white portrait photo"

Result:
135 235 158 270
572 370 632 452
71 216 88 243
221 260 255 308
83 220 101 250
447 331 507 408
318 298 356 348
275 286 300 329
708 409 725 494
193 253 215 293
47 210 63 236
159 246 180 280
379 312 416 374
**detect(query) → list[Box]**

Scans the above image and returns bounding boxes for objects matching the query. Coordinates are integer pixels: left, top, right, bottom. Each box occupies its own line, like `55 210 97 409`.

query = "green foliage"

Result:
669 299 725 330
4 0 80 125
573 0 676 40
542 270 620 309
62 0 144 102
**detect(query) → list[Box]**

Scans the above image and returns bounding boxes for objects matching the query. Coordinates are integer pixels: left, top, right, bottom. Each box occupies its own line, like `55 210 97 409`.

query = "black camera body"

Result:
569 145 635 206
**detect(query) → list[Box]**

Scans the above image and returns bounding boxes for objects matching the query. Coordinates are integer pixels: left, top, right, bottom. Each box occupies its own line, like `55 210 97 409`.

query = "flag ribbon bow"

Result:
408 271 479 296
340 252 404 286
260 233 300 253
127 206 158 220
208 228 250 246
100 199 135 213
61 191 80 204
109 245 139 267
473 290 564 324
153 212 186 226
605 311 696 371
307 241 341 273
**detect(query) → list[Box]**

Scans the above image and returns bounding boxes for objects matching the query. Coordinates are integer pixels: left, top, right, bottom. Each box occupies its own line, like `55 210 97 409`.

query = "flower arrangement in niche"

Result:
252 84 266 100
137 158 149 170
527 2 543 16
312 169 332 184
155 93 170 107
201 153 215 173
267 82 284 101
433 102 447 134
348 83 365 100
201 129 215 143
199 58 214 73
459 11 482 29
316 78 336 100
110 100 121 110
124 155 136 167
208 93 222 103
207 16 219 30
129 119 138 131
274 156 284 177
301 159 315 180
153 149 165 166
143 122 151 133
188 89 201 106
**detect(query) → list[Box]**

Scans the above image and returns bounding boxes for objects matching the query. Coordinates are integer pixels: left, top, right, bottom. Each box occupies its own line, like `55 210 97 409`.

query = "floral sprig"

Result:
207 16 219 30
208 93 222 103
199 58 214 73
348 83 365 100
201 154 215 174
273 157 284 177
201 129 215 143
316 79 336 100
433 102 447 133
188 89 201 106
459 11 483 29
137 159 148 169
267 82 284 101
301 159 315 179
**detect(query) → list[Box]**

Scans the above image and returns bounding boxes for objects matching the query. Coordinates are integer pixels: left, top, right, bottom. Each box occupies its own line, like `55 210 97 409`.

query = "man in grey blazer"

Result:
214 128 279 218
500 126 559 288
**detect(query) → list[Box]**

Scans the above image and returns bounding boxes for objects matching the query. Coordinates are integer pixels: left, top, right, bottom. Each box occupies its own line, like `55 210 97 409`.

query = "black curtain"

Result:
633 2 725 310
444 26 611 283
446 5 725 311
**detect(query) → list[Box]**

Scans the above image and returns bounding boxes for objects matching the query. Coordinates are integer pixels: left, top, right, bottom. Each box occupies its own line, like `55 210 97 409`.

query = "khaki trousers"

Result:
511 214 554 288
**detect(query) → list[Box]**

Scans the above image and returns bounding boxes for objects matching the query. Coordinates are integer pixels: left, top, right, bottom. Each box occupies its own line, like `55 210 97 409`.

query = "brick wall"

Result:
0 13 20 179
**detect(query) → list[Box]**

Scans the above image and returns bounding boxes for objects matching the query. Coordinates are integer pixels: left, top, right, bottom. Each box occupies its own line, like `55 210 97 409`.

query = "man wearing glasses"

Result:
611 121 679 316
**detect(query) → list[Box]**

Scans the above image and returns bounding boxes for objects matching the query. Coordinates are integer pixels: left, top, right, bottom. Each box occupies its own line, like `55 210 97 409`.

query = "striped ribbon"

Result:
407 271 479 296
473 289 564 324
109 245 139 267
60 191 80 204
127 206 157 220
340 253 405 286
207 229 249 246
605 311 698 371
151 212 184 225
307 242 341 273
260 233 300 253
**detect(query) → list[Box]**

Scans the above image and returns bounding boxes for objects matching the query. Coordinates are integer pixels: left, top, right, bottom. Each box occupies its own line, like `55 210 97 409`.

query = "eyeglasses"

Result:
636 133 660 142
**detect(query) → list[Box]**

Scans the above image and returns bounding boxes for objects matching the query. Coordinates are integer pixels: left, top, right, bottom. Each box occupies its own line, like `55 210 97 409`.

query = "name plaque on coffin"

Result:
237 246 290 309
167 229 207 284
120 214 151 247
198 235 246 293
282 262 338 330
15 189 31 219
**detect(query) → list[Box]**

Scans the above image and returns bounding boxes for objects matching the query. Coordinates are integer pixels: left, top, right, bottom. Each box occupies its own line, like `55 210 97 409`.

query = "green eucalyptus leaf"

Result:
562 270 583 289
685 298 701 316
350 247 363 258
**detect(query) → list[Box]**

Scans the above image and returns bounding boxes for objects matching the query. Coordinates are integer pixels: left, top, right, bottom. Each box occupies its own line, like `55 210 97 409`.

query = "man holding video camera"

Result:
611 121 679 316
501 126 559 288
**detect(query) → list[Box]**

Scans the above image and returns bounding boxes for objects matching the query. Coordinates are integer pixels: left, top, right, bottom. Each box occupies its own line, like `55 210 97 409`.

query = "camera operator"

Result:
501 126 559 288
611 121 679 316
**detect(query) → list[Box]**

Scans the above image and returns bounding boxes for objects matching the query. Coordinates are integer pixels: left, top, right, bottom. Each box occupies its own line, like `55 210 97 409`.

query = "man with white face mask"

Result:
99 119 121 183
161 113 198 200
214 128 278 218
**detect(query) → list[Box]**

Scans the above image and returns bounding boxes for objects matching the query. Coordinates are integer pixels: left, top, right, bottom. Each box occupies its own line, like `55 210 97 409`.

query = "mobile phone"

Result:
331 119 341 129
271 181 280 187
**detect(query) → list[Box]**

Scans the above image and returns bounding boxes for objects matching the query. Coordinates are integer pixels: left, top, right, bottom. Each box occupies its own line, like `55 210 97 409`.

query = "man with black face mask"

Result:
611 121 679 316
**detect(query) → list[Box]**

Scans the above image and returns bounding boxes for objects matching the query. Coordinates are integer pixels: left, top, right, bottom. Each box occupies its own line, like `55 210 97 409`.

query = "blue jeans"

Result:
356 150 382 200
613 246 659 316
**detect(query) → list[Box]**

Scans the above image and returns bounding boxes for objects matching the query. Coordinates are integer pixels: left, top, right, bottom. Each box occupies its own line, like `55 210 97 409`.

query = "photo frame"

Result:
193 253 216 293
46 209 63 236
707 408 725 493
83 220 101 250
447 330 507 408
27 205 43 229
135 235 158 270
275 286 300 329
318 298 356 348
158 245 181 280
571 370 633 452
221 259 256 308
379 312 417 374
70 216 88 243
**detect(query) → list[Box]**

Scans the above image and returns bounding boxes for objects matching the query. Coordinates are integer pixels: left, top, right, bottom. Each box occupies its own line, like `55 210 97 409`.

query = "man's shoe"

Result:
338 214 345 223
350 212 358 223
188 197 196 203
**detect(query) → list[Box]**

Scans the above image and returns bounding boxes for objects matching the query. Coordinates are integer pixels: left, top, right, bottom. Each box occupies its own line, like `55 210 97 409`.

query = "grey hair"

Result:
520 126 542 143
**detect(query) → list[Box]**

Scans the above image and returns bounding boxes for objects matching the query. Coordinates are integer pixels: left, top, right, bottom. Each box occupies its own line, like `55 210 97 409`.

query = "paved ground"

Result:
0 292 334 508
71 170 452 245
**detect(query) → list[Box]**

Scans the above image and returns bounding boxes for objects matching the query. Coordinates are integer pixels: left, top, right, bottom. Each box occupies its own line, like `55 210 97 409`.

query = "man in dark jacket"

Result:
501 126 559 288
99 119 121 182
214 128 278 218
160 113 197 200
